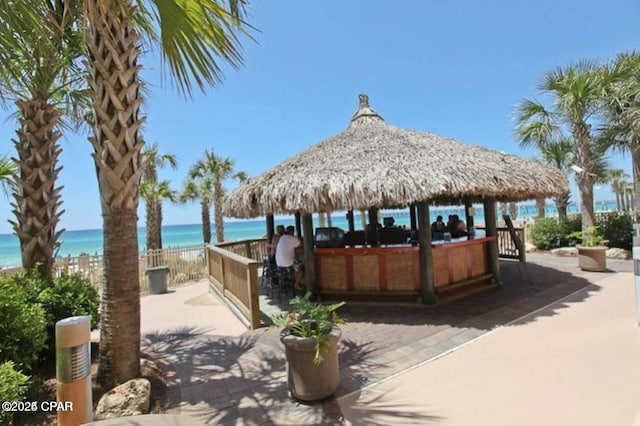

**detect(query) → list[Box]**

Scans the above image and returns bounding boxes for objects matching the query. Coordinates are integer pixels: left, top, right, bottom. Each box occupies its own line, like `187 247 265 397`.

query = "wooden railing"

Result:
215 238 269 262
206 243 261 329
477 227 526 261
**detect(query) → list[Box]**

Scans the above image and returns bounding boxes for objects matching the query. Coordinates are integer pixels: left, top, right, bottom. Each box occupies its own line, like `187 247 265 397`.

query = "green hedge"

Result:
530 213 633 250
0 362 30 426
0 270 99 370
30 273 100 363
0 275 47 371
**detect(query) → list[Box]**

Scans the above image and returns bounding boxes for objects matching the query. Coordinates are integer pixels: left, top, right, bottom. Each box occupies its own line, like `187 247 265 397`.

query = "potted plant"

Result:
271 293 345 401
568 226 608 272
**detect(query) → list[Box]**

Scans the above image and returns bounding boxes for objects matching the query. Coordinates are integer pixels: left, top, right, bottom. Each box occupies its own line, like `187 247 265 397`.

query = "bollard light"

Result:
56 316 93 426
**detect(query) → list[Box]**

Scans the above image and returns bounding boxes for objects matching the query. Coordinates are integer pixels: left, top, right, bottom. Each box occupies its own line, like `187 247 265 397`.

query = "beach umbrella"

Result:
224 94 569 218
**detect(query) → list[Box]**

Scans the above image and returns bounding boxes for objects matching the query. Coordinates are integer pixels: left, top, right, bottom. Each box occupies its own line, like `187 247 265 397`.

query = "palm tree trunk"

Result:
535 198 546 219
156 199 163 249
10 98 64 279
201 199 211 243
84 0 143 389
214 181 224 243
615 189 621 212
100 211 140 386
554 191 570 221
573 122 596 233
145 197 159 250
508 202 518 220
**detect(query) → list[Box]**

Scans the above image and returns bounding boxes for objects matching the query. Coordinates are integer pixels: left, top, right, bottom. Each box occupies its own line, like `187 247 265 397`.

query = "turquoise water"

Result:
0 201 616 268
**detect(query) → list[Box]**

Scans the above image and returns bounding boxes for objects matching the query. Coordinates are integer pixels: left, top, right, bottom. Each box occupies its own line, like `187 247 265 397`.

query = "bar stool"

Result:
276 266 295 303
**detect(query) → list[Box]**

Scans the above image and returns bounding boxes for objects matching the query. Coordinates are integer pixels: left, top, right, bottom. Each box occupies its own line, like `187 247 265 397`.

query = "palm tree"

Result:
516 61 612 233
534 198 546 219
0 156 17 197
515 106 574 221
79 0 249 388
186 149 246 243
600 51 640 220
141 144 178 250
606 168 629 211
180 176 214 244
0 0 85 279
140 179 177 253
539 139 574 220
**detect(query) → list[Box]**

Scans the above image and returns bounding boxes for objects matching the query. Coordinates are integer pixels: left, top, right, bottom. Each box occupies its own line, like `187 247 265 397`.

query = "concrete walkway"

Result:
338 271 640 426
135 254 639 425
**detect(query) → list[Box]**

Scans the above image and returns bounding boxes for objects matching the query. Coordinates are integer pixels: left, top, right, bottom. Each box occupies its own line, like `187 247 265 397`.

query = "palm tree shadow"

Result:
336 390 442 425
143 326 330 424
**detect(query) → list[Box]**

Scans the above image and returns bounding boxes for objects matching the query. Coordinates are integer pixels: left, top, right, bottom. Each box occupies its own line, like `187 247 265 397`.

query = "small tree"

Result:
185 150 246 243
141 144 178 250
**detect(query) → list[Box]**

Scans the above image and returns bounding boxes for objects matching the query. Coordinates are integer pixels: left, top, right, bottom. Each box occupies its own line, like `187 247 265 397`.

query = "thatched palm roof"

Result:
224 94 569 218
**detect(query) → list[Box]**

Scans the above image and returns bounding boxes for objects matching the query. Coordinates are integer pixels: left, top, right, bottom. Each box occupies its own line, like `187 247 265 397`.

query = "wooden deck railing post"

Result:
484 197 501 285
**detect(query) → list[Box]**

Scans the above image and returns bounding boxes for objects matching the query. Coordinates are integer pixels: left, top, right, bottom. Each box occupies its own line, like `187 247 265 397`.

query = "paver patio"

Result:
140 253 632 425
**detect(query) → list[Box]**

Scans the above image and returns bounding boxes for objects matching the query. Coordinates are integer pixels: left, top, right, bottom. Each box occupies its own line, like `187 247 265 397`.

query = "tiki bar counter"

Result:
224 94 569 304
313 232 496 302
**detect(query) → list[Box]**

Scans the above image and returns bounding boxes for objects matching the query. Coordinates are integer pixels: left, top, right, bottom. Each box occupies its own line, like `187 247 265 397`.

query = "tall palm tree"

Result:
600 51 640 221
540 139 574 220
534 198 546 219
79 0 249 388
140 179 177 252
606 168 629 211
180 176 214 244
516 61 612 233
141 143 178 250
186 149 246 243
0 0 85 279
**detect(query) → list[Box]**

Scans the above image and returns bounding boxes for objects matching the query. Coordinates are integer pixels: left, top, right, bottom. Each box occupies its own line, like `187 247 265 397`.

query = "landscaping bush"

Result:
598 212 633 250
30 273 99 363
0 361 30 426
558 216 582 246
0 275 47 371
530 218 562 250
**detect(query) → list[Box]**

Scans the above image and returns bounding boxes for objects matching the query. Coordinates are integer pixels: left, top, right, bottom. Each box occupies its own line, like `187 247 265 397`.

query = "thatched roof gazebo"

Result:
225 94 567 217
224 94 568 303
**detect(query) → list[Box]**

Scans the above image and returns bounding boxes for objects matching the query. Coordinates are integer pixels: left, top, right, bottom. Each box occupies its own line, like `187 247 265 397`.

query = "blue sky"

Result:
1 0 639 235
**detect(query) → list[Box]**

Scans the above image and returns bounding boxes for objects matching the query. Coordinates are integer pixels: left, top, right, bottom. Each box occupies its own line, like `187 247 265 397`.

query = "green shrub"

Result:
0 275 47 371
530 218 562 250
0 362 30 426
598 212 633 250
30 273 99 363
558 216 582 246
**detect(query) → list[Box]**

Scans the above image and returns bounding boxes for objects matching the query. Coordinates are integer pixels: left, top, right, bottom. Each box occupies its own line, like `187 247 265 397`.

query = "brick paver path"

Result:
143 253 631 425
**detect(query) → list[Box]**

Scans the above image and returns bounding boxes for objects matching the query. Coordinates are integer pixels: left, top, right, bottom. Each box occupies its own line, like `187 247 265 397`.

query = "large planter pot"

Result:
280 326 342 401
577 246 607 272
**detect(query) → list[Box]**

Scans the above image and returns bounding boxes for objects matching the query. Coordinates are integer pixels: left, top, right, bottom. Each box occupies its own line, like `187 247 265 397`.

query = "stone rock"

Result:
550 247 578 257
95 378 151 420
606 248 631 260
525 242 537 253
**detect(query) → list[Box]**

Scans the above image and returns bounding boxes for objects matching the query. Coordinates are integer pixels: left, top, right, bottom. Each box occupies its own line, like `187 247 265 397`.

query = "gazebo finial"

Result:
359 93 369 108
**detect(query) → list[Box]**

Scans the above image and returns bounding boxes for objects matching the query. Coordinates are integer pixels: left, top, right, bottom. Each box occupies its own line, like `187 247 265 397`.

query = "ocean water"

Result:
0 201 616 268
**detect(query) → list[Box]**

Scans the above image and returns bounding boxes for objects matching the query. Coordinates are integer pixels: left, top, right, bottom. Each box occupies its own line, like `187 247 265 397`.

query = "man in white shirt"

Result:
276 226 300 268
276 226 306 294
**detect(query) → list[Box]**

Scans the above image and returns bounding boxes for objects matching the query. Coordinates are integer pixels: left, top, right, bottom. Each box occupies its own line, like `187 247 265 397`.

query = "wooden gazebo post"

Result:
368 207 379 246
346 210 355 232
294 212 302 239
483 197 501 285
302 213 317 297
417 202 435 304
464 197 475 238
266 214 275 244
409 204 417 231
